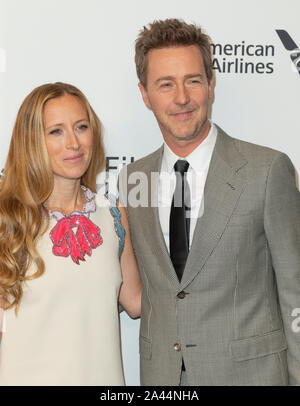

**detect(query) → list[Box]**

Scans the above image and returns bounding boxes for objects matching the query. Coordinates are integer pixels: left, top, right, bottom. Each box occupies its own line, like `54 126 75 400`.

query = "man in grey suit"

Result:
119 19 300 385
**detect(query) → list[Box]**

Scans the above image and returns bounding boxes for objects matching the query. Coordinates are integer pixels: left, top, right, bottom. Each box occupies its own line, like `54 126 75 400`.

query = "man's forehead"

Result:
146 46 205 76
147 44 202 57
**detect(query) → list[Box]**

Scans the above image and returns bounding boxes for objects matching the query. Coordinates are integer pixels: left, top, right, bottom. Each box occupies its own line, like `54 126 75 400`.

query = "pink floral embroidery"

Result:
50 214 103 264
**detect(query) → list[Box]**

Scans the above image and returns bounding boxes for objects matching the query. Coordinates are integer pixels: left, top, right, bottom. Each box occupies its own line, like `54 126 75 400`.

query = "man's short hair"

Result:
135 18 213 88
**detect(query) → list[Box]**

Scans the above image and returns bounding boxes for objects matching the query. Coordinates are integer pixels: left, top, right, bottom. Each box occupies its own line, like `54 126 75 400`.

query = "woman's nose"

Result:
65 130 80 150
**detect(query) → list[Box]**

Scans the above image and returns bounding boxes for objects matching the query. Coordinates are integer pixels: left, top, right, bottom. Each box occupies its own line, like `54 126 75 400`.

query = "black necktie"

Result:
169 160 191 281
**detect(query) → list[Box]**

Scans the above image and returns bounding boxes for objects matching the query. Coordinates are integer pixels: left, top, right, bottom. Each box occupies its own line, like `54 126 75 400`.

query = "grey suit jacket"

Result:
119 125 300 386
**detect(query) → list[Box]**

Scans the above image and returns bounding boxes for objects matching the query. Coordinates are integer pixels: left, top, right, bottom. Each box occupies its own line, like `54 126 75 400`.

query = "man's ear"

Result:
208 75 215 101
138 82 152 110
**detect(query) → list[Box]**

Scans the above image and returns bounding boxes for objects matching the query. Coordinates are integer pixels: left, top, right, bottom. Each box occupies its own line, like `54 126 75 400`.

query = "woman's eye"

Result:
49 129 61 135
76 124 88 131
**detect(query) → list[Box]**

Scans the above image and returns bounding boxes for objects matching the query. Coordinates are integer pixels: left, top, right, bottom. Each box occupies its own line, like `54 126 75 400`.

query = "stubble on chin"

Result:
172 131 198 141
166 120 209 143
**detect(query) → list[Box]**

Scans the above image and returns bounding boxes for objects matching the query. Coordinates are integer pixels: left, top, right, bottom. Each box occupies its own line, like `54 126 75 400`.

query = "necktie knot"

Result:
174 160 189 175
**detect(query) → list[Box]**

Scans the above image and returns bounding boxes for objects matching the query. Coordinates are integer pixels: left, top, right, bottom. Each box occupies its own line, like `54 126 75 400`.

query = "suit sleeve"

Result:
264 152 300 385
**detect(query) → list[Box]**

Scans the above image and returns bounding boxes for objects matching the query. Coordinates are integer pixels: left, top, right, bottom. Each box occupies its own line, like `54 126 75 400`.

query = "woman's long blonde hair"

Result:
0 82 105 313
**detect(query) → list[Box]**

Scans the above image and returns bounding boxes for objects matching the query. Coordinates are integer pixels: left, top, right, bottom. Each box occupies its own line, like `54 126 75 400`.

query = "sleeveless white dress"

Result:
0 189 125 386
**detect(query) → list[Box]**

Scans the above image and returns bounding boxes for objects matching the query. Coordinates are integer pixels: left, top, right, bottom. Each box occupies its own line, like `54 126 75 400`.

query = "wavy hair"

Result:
135 18 213 88
0 82 105 313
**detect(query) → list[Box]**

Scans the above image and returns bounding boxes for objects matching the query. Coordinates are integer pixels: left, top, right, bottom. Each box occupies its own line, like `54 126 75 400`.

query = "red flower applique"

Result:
50 214 103 264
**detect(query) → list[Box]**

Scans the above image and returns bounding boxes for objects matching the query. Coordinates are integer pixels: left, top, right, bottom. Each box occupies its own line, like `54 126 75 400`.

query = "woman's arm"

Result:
117 203 142 319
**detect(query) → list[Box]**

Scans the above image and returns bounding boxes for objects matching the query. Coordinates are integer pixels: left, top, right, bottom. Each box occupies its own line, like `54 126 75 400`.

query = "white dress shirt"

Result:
158 122 217 252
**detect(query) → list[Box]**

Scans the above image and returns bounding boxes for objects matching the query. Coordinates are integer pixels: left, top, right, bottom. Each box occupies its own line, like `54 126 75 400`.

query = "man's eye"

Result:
188 79 201 85
161 82 172 88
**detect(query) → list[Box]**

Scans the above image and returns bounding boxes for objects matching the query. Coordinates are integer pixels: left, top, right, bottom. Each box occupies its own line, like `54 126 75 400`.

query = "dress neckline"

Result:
47 185 96 222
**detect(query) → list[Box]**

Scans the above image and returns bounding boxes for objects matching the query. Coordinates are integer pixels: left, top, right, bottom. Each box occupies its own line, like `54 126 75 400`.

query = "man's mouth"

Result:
170 110 194 119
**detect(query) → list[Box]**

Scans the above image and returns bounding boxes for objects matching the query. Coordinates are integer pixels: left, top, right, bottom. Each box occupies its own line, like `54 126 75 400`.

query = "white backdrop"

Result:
0 0 299 386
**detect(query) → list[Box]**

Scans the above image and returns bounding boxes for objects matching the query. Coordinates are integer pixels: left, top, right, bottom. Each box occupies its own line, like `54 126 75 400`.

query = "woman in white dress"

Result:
0 82 142 385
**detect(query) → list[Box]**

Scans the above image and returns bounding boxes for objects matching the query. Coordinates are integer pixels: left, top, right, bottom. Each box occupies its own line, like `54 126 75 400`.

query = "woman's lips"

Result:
64 154 84 163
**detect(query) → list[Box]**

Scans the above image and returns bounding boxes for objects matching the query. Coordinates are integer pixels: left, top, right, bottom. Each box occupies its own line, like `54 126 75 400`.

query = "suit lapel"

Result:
141 147 181 289
180 126 248 289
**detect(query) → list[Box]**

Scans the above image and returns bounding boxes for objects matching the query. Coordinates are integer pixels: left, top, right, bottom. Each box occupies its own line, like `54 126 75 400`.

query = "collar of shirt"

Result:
158 122 218 251
160 121 218 175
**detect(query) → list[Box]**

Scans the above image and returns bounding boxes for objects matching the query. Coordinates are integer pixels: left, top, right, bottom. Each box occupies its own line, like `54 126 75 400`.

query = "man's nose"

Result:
174 84 190 105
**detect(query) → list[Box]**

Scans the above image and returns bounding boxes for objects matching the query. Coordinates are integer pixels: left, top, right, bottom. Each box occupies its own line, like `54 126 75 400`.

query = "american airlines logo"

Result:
276 30 300 75
211 30 300 76
211 41 275 75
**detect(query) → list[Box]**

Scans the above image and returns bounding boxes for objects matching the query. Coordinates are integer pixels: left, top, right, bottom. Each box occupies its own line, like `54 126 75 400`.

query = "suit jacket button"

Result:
174 343 181 352
177 291 187 299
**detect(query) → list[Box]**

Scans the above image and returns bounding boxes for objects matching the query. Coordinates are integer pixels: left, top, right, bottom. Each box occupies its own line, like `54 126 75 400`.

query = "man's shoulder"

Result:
216 125 284 165
233 137 281 160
